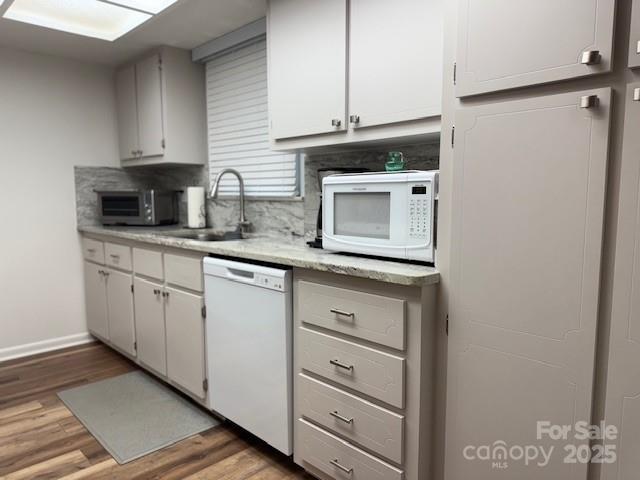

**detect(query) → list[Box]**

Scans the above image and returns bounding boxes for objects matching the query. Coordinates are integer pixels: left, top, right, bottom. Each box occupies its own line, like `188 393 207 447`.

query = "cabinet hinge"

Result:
203 378 209 392
161 138 166 149
131 284 134 294
453 62 457 85
446 315 449 336
451 125 455 148
201 305 206 319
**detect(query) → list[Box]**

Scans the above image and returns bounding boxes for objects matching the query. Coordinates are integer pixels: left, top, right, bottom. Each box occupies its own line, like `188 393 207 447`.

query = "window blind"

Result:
206 38 299 197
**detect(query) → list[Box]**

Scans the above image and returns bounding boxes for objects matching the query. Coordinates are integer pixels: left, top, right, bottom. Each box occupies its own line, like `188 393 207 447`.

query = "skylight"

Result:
2 0 179 41
105 0 179 15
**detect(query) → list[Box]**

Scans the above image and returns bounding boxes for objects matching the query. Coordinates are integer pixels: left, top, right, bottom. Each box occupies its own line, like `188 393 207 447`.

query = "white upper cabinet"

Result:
349 0 442 129
455 0 616 97
268 0 347 140
115 47 206 167
268 0 442 150
629 0 640 68
135 54 165 159
115 66 138 160
446 89 611 479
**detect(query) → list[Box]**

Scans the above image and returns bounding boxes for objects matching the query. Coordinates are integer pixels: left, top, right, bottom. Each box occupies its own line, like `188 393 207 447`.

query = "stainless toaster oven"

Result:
97 190 179 226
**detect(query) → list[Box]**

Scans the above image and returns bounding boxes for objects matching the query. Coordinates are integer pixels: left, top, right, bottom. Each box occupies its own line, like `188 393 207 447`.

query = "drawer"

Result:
133 247 163 280
298 280 406 350
299 328 405 408
299 373 404 463
82 238 104 264
164 253 203 292
298 419 403 480
105 242 132 271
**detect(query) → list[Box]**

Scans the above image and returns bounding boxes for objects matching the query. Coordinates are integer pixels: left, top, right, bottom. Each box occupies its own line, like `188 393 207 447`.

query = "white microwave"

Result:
323 170 438 263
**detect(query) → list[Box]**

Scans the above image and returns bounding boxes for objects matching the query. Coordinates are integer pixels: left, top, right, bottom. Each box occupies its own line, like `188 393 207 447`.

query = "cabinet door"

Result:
446 89 611 479
165 287 205 399
629 0 640 68
136 53 165 158
455 0 615 97
268 0 347 139
105 269 136 357
84 262 108 341
349 0 442 129
133 277 166 376
602 83 640 480
115 65 139 160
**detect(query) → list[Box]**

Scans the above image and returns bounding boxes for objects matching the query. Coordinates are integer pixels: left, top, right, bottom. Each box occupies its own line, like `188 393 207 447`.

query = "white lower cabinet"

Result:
105 268 136 357
133 277 166 376
165 287 206 399
83 237 207 403
83 261 109 341
294 269 436 480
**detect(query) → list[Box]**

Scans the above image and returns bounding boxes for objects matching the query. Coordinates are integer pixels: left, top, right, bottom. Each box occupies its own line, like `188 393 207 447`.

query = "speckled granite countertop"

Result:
78 226 439 287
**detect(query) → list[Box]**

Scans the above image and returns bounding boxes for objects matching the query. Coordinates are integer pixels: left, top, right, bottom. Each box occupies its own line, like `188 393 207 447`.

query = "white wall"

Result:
0 46 120 360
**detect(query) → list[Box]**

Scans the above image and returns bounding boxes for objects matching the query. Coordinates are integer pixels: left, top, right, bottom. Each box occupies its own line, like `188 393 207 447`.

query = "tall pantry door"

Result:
445 89 611 479
602 82 640 480
454 0 616 97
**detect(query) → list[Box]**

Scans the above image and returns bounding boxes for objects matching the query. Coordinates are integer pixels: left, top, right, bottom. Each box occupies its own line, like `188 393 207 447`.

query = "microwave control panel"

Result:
408 182 432 240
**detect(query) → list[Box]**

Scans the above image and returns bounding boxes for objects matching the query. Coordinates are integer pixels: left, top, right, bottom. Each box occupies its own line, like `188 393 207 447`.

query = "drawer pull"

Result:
330 459 353 475
330 359 354 371
87 248 96 253
330 410 354 424
330 308 355 320
110 254 120 259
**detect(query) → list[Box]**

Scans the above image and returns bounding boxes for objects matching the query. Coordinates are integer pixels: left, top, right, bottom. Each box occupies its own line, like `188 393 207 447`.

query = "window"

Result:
205 38 300 198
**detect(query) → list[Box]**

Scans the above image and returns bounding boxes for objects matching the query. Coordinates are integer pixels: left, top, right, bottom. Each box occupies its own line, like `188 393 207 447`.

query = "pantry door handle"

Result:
330 308 355 319
330 411 354 424
330 459 353 475
330 359 354 371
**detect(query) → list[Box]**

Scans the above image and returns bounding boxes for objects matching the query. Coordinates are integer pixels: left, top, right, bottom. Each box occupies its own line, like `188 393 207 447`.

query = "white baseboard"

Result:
0 332 95 362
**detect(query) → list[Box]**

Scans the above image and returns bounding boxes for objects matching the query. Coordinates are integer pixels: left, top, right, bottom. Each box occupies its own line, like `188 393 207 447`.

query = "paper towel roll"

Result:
187 187 206 228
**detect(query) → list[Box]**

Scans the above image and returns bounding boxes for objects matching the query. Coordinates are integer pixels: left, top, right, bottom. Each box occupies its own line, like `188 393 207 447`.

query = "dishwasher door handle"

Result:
224 267 257 284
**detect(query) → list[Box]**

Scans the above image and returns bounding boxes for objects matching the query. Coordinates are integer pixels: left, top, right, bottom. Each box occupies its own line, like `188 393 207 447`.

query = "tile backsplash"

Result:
74 141 439 239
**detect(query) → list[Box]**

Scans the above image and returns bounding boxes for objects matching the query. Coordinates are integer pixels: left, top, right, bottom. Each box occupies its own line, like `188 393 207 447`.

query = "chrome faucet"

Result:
209 168 251 234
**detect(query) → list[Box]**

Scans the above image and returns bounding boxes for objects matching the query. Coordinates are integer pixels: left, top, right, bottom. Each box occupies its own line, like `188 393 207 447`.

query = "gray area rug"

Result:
58 371 220 464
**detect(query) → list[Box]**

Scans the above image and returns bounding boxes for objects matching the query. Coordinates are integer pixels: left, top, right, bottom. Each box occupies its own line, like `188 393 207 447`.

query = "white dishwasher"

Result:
203 257 293 455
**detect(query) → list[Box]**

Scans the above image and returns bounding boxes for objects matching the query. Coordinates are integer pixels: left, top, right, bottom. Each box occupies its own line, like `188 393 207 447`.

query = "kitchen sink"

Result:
166 231 243 242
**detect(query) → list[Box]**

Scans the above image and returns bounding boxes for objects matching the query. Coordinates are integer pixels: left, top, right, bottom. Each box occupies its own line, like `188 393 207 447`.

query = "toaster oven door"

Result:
99 193 144 225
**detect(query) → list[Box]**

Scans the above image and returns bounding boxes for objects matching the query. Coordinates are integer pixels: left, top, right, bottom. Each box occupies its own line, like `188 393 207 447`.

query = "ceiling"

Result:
0 0 266 66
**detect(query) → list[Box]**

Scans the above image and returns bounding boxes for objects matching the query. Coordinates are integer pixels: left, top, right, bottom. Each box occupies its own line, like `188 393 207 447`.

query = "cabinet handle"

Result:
131 150 136 156
330 308 355 320
633 88 640 102
153 289 160 295
329 359 354 371
330 410 354 424
330 459 353 475
162 291 170 298
579 94 599 109
110 254 120 259
331 119 341 127
580 50 601 65
87 248 96 253
349 115 360 124
137 150 143 156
